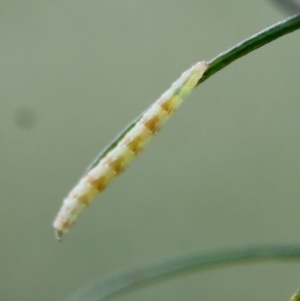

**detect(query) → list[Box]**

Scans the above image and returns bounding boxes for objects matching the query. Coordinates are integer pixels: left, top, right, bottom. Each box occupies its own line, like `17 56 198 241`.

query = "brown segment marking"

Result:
124 135 143 154
103 155 125 174
91 176 107 192
79 194 90 206
158 95 177 113
141 114 161 133
86 173 107 192
62 220 71 230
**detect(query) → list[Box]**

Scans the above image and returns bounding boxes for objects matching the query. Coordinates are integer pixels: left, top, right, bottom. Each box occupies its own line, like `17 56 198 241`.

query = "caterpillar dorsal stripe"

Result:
53 61 208 240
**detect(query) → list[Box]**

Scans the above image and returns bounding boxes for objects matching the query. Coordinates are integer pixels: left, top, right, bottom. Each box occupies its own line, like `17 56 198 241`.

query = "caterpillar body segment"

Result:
53 61 208 240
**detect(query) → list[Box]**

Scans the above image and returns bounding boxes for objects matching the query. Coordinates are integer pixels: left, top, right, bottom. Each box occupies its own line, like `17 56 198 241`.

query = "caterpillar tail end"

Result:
55 229 64 241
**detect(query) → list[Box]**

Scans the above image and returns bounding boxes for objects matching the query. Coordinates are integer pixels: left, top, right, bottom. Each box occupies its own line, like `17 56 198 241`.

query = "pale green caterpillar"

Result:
53 61 208 240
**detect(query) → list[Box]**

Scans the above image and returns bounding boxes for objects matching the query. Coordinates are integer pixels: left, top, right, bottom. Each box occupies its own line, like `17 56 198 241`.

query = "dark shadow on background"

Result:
270 0 300 14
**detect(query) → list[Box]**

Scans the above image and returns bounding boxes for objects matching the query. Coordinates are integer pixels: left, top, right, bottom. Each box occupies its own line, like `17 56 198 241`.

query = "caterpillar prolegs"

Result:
53 61 208 240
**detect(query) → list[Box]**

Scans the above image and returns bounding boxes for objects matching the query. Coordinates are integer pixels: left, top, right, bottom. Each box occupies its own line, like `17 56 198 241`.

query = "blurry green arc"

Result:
65 244 300 301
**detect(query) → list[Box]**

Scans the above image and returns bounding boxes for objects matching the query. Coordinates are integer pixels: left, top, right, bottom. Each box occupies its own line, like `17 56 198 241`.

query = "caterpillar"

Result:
53 61 208 240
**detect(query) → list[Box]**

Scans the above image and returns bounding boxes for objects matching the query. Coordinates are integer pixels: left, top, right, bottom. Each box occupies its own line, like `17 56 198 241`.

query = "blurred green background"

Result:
1 1 300 301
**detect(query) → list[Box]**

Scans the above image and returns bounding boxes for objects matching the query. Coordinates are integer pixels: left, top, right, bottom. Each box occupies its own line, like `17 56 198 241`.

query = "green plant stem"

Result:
87 14 300 172
65 244 300 301
198 14 300 85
